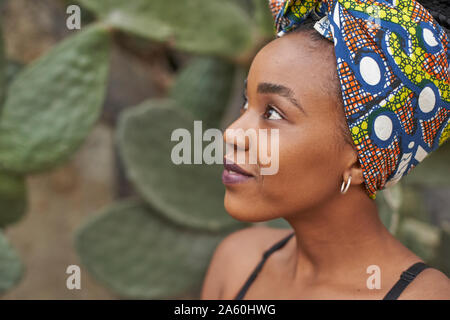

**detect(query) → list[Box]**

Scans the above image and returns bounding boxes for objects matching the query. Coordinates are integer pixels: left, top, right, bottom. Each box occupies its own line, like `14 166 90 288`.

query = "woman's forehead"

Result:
248 33 337 97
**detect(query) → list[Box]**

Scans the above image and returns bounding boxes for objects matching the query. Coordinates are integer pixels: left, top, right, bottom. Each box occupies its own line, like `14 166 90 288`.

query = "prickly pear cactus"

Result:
0 172 27 228
0 231 22 294
436 223 450 272
0 24 111 173
0 22 5 107
0 19 112 293
75 200 231 299
398 218 441 262
402 142 450 187
117 99 245 232
78 0 253 58
170 57 235 128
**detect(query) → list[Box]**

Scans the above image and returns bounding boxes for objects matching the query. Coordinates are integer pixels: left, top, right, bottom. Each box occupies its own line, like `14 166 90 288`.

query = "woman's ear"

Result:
343 148 365 185
348 160 364 185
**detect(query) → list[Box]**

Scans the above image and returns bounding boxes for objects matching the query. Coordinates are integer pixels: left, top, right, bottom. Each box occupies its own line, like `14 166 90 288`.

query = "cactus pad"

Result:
0 25 111 173
75 200 229 299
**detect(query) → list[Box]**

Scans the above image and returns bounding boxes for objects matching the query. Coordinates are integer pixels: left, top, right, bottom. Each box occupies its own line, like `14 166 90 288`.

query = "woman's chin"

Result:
224 193 273 223
224 193 255 222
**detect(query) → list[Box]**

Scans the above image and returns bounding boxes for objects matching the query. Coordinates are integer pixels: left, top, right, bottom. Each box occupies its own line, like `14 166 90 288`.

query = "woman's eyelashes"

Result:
241 94 249 111
241 96 284 121
262 105 284 120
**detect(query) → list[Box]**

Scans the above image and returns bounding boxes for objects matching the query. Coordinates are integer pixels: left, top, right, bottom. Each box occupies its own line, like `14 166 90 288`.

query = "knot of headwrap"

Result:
269 0 450 199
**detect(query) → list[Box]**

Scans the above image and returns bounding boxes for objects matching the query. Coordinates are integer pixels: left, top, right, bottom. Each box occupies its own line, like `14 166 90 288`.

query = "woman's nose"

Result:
223 119 251 152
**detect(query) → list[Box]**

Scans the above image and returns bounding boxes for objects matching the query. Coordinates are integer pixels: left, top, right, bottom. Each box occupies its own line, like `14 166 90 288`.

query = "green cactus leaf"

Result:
402 141 450 187
266 218 291 229
170 57 235 128
0 232 23 294
78 0 253 58
435 223 450 275
0 22 5 108
375 190 393 229
0 172 27 228
252 0 276 38
398 186 430 224
0 24 111 174
232 0 253 12
117 99 245 232
397 218 440 262
75 200 231 299
5 60 24 85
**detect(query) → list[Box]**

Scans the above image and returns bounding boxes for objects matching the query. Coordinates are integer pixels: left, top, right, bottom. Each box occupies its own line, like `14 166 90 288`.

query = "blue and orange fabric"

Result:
269 0 450 199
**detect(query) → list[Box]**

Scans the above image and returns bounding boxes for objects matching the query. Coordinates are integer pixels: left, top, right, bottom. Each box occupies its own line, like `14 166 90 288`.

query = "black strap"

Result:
235 237 428 300
383 262 430 300
234 231 295 300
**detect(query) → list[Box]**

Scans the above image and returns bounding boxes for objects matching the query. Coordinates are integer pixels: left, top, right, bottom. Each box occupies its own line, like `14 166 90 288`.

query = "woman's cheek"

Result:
261 134 333 206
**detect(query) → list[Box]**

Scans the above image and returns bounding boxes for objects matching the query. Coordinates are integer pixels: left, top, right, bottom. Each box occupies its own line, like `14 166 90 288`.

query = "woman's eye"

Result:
263 105 283 120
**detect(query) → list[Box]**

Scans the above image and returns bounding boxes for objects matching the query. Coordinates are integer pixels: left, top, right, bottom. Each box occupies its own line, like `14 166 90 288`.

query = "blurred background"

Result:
0 0 448 299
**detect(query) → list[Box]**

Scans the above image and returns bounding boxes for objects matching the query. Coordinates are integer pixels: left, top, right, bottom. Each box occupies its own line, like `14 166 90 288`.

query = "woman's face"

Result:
223 32 357 222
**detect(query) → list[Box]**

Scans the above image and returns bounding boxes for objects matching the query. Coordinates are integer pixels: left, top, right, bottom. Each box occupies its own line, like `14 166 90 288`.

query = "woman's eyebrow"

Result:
256 82 307 115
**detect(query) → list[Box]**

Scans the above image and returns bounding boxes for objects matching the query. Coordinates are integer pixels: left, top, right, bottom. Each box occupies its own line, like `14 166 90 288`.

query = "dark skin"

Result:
201 31 450 299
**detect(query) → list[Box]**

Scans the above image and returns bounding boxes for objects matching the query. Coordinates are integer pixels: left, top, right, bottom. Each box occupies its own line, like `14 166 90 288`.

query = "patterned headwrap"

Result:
269 0 450 199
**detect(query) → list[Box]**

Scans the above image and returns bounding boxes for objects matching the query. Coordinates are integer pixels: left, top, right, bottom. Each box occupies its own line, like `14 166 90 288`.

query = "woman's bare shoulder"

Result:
200 225 293 299
398 267 450 300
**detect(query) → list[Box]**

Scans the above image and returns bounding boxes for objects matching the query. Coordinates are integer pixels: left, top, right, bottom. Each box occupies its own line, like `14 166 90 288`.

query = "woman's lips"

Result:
222 158 254 185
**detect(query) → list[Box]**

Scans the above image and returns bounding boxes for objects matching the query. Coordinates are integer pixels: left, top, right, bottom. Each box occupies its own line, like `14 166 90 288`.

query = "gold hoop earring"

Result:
340 175 352 194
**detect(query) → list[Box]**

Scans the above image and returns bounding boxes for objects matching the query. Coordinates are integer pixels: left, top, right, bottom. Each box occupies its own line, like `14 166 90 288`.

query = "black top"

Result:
234 231 430 300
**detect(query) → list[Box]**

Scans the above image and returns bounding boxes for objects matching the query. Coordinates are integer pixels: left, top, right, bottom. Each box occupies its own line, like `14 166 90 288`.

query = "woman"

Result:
201 0 450 299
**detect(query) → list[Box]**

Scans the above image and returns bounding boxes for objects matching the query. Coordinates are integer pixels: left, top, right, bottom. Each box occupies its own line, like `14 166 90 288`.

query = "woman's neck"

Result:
284 188 404 286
